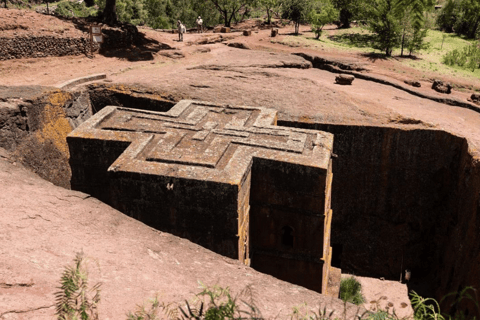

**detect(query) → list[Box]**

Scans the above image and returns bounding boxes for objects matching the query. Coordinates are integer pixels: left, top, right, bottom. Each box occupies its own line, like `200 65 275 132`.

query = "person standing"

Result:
196 16 203 33
177 20 186 41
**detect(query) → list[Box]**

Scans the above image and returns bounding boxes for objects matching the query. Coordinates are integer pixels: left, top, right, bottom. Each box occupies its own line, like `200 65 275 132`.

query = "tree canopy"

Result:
437 0 480 38
281 0 314 34
308 0 339 38
200 0 256 27
258 0 281 24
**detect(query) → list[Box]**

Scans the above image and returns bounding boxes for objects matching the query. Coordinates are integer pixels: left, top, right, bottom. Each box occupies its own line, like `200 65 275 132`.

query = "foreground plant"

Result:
340 276 365 306
55 252 102 320
290 302 336 320
188 282 262 319
410 290 444 320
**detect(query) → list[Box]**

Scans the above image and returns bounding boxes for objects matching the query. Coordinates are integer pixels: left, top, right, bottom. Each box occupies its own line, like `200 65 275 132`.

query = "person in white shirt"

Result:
196 16 203 33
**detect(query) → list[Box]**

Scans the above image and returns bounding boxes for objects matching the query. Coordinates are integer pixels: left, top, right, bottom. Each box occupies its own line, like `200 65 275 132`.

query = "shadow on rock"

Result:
360 52 389 62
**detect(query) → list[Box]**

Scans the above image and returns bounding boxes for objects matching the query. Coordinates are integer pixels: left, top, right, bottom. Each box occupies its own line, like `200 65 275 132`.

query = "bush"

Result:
55 1 98 18
339 276 364 305
443 41 480 71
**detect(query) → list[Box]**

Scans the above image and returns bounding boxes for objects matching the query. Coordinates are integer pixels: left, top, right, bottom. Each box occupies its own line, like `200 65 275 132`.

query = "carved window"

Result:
281 226 294 247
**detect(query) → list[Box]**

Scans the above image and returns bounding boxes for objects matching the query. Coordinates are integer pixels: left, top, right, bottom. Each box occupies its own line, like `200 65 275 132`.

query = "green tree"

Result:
282 0 314 34
436 0 480 38
367 0 402 56
102 0 118 25
116 0 148 25
191 0 223 28
453 0 480 38
396 0 434 31
332 0 361 28
436 0 456 33
145 0 170 29
200 0 256 27
397 5 429 56
396 0 432 56
258 0 281 24
308 0 339 38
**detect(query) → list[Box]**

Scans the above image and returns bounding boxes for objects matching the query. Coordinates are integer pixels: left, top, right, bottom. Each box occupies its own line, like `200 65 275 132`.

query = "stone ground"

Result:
2 8 480 320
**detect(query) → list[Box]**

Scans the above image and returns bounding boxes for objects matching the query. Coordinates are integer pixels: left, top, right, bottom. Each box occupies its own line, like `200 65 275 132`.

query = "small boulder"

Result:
271 29 279 37
243 30 252 36
469 93 480 105
404 80 421 88
335 74 355 85
220 27 231 33
432 80 452 94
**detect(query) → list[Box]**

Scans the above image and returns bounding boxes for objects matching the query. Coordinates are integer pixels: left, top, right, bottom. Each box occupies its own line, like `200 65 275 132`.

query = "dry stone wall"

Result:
0 36 91 60
0 23 139 60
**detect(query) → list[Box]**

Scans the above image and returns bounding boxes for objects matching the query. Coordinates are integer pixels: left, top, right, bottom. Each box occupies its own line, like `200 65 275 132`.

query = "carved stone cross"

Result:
68 100 334 294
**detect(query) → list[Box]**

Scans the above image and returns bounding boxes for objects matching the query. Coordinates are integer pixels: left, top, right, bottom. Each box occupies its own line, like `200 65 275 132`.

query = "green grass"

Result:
402 29 480 80
272 27 379 54
274 26 480 86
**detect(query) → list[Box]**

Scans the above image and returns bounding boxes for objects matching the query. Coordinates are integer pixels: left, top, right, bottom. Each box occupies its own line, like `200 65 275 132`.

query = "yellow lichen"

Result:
299 115 313 123
35 91 74 157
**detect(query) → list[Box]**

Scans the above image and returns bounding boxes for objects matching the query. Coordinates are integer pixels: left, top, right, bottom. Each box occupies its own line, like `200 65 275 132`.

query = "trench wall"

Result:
279 121 480 314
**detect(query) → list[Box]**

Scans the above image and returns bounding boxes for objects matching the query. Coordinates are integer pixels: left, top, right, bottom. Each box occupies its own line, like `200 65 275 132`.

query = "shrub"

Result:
442 42 480 71
55 1 98 18
410 290 445 320
55 252 102 320
339 276 364 305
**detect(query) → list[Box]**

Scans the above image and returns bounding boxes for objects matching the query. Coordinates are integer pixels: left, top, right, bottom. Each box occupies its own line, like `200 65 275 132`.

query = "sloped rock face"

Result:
0 99 29 150
280 121 480 316
0 87 93 188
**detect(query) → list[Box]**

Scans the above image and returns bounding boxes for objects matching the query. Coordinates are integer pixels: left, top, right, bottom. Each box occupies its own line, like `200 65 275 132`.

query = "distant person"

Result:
196 16 203 33
177 20 186 42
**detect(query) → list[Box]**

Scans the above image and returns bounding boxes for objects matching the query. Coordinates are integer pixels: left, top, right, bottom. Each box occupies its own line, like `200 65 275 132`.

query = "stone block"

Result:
469 93 480 105
432 79 452 94
335 74 355 85
220 27 231 33
271 28 279 37
243 30 252 36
